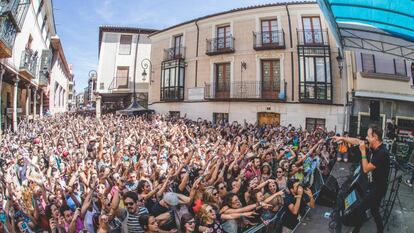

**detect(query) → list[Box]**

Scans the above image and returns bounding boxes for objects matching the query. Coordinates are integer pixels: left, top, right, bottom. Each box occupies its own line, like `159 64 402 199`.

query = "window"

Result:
302 16 322 44
161 59 185 100
213 113 229 124
361 53 375 73
116 67 129 88
261 19 278 44
119 35 132 55
99 83 104 90
306 118 326 132
216 25 231 49
261 60 280 99
299 47 332 101
394 59 406 76
173 35 183 58
215 63 231 98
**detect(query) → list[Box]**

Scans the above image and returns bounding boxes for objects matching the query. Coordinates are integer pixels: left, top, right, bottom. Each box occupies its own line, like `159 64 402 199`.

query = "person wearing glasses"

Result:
180 213 196 233
116 192 149 233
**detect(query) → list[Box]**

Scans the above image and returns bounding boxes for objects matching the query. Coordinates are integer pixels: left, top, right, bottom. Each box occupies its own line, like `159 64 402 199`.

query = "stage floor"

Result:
294 167 414 233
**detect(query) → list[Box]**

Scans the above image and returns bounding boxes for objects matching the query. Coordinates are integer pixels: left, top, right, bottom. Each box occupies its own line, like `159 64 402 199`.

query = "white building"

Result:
148 2 346 132
96 26 157 114
49 35 72 114
76 92 84 108
0 0 72 131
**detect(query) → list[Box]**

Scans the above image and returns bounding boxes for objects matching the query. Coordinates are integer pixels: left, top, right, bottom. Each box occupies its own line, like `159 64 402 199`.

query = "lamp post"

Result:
240 61 246 98
336 51 347 133
141 58 152 84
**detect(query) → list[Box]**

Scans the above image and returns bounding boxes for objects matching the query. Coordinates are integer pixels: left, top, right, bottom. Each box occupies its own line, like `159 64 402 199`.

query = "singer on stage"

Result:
334 124 390 233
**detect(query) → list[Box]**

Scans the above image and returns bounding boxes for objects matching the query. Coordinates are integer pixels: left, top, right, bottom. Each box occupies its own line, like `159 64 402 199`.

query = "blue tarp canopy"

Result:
317 0 414 61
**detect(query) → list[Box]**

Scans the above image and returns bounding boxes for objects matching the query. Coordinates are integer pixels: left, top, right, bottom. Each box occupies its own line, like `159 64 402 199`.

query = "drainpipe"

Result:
195 20 200 87
285 4 294 101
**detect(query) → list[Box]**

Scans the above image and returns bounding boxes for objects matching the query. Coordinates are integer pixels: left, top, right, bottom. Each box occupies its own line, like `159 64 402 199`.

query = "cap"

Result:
163 192 179 206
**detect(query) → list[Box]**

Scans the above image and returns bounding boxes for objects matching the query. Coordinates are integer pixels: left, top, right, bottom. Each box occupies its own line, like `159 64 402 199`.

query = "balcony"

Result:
0 0 28 30
253 30 285 50
164 46 185 60
206 36 235 55
299 82 332 103
109 76 130 91
19 49 38 79
204 81 284 101
297 29 329 46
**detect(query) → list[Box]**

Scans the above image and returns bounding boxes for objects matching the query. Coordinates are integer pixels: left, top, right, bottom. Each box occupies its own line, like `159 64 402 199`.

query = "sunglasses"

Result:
187 220 195 224
124 202 135 206
277 171 283 173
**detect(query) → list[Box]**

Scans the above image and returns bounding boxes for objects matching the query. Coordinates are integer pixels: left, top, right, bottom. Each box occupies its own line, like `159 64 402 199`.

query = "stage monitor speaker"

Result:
370 100 380 121
316 175 339 207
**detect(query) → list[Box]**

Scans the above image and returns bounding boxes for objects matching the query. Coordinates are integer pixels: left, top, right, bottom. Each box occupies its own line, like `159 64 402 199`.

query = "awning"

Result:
317 0 414 61
354 90 414 102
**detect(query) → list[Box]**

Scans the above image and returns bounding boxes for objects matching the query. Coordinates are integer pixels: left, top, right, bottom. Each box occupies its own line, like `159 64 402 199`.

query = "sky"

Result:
53 0 294 93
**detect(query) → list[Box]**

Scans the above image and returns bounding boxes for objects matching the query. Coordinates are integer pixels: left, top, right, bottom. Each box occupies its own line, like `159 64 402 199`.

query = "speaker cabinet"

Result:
369 100 380 121
316 175 339 207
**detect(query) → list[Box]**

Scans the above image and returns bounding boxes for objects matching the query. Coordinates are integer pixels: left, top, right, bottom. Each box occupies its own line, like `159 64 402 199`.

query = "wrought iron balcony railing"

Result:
299 82 332 102
253 30 285 50
19 49 38 78
0 0 29 31
204 81 284 100
108 76 131 90
297 29 329 46
206 36 235 55
164 46 185 60
0 16 17 57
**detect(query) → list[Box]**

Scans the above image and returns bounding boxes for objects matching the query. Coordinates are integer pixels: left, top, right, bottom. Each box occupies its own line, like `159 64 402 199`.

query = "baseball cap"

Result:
163 192 179 206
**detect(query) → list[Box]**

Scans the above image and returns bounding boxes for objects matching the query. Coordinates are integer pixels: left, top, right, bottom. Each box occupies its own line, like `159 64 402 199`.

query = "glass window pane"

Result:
305 57 315 81
362 54 375 72
326 57 331 82
316 57 325 82
312 17 321 30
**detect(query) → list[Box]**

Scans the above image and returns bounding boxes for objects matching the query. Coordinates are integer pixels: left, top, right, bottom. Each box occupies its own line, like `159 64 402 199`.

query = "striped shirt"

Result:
121 207 148 233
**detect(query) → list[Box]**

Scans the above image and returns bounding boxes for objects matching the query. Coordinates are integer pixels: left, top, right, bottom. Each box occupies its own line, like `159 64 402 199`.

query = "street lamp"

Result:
141 58 152 83
336 52 344 74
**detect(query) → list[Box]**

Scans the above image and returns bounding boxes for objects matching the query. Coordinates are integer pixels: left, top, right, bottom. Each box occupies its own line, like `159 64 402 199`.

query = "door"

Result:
261 60 280 99
217 25 231 50
302 16 322 44
258 112 280 126
173 35 183 58
261 19 278 45
215 63 230 98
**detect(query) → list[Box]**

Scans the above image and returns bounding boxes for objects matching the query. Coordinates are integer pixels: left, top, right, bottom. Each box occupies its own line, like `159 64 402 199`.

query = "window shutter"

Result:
362 54 375 73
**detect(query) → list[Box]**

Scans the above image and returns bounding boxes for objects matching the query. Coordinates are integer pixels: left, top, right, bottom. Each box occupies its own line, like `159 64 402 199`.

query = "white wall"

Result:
150 102 344 133
49 56 70 113
7 0 55 81
97 31 151 94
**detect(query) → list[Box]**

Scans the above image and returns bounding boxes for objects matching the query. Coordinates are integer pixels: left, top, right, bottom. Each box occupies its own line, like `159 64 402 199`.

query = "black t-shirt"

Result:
370 144 390 196
282 191 309 230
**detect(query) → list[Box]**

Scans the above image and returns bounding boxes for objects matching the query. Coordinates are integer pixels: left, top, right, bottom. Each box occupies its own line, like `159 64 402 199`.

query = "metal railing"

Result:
164 46 185 60
253 30 285 49
206 36 235 55
108 76 131 90
19 49 38 77
299 82 332 101
297 29 329 46
0 16 17 51
204 81 282 100
0 0 29 31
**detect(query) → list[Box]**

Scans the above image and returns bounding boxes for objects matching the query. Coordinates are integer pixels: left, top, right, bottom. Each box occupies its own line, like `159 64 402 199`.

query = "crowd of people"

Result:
0 113 342 233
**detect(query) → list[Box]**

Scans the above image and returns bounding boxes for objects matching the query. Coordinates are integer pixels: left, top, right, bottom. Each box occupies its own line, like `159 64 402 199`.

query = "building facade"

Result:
0 0 72 132
76 92 84 109
148 2 346 132
49 35 72 114
345 51 414 138
96 26 157 114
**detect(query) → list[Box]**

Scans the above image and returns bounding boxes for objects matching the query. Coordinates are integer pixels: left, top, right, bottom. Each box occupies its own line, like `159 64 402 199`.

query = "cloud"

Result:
95 0 115 22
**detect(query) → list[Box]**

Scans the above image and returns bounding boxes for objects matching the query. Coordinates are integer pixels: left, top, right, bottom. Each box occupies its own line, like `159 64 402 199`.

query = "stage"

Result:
293 162 414 233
